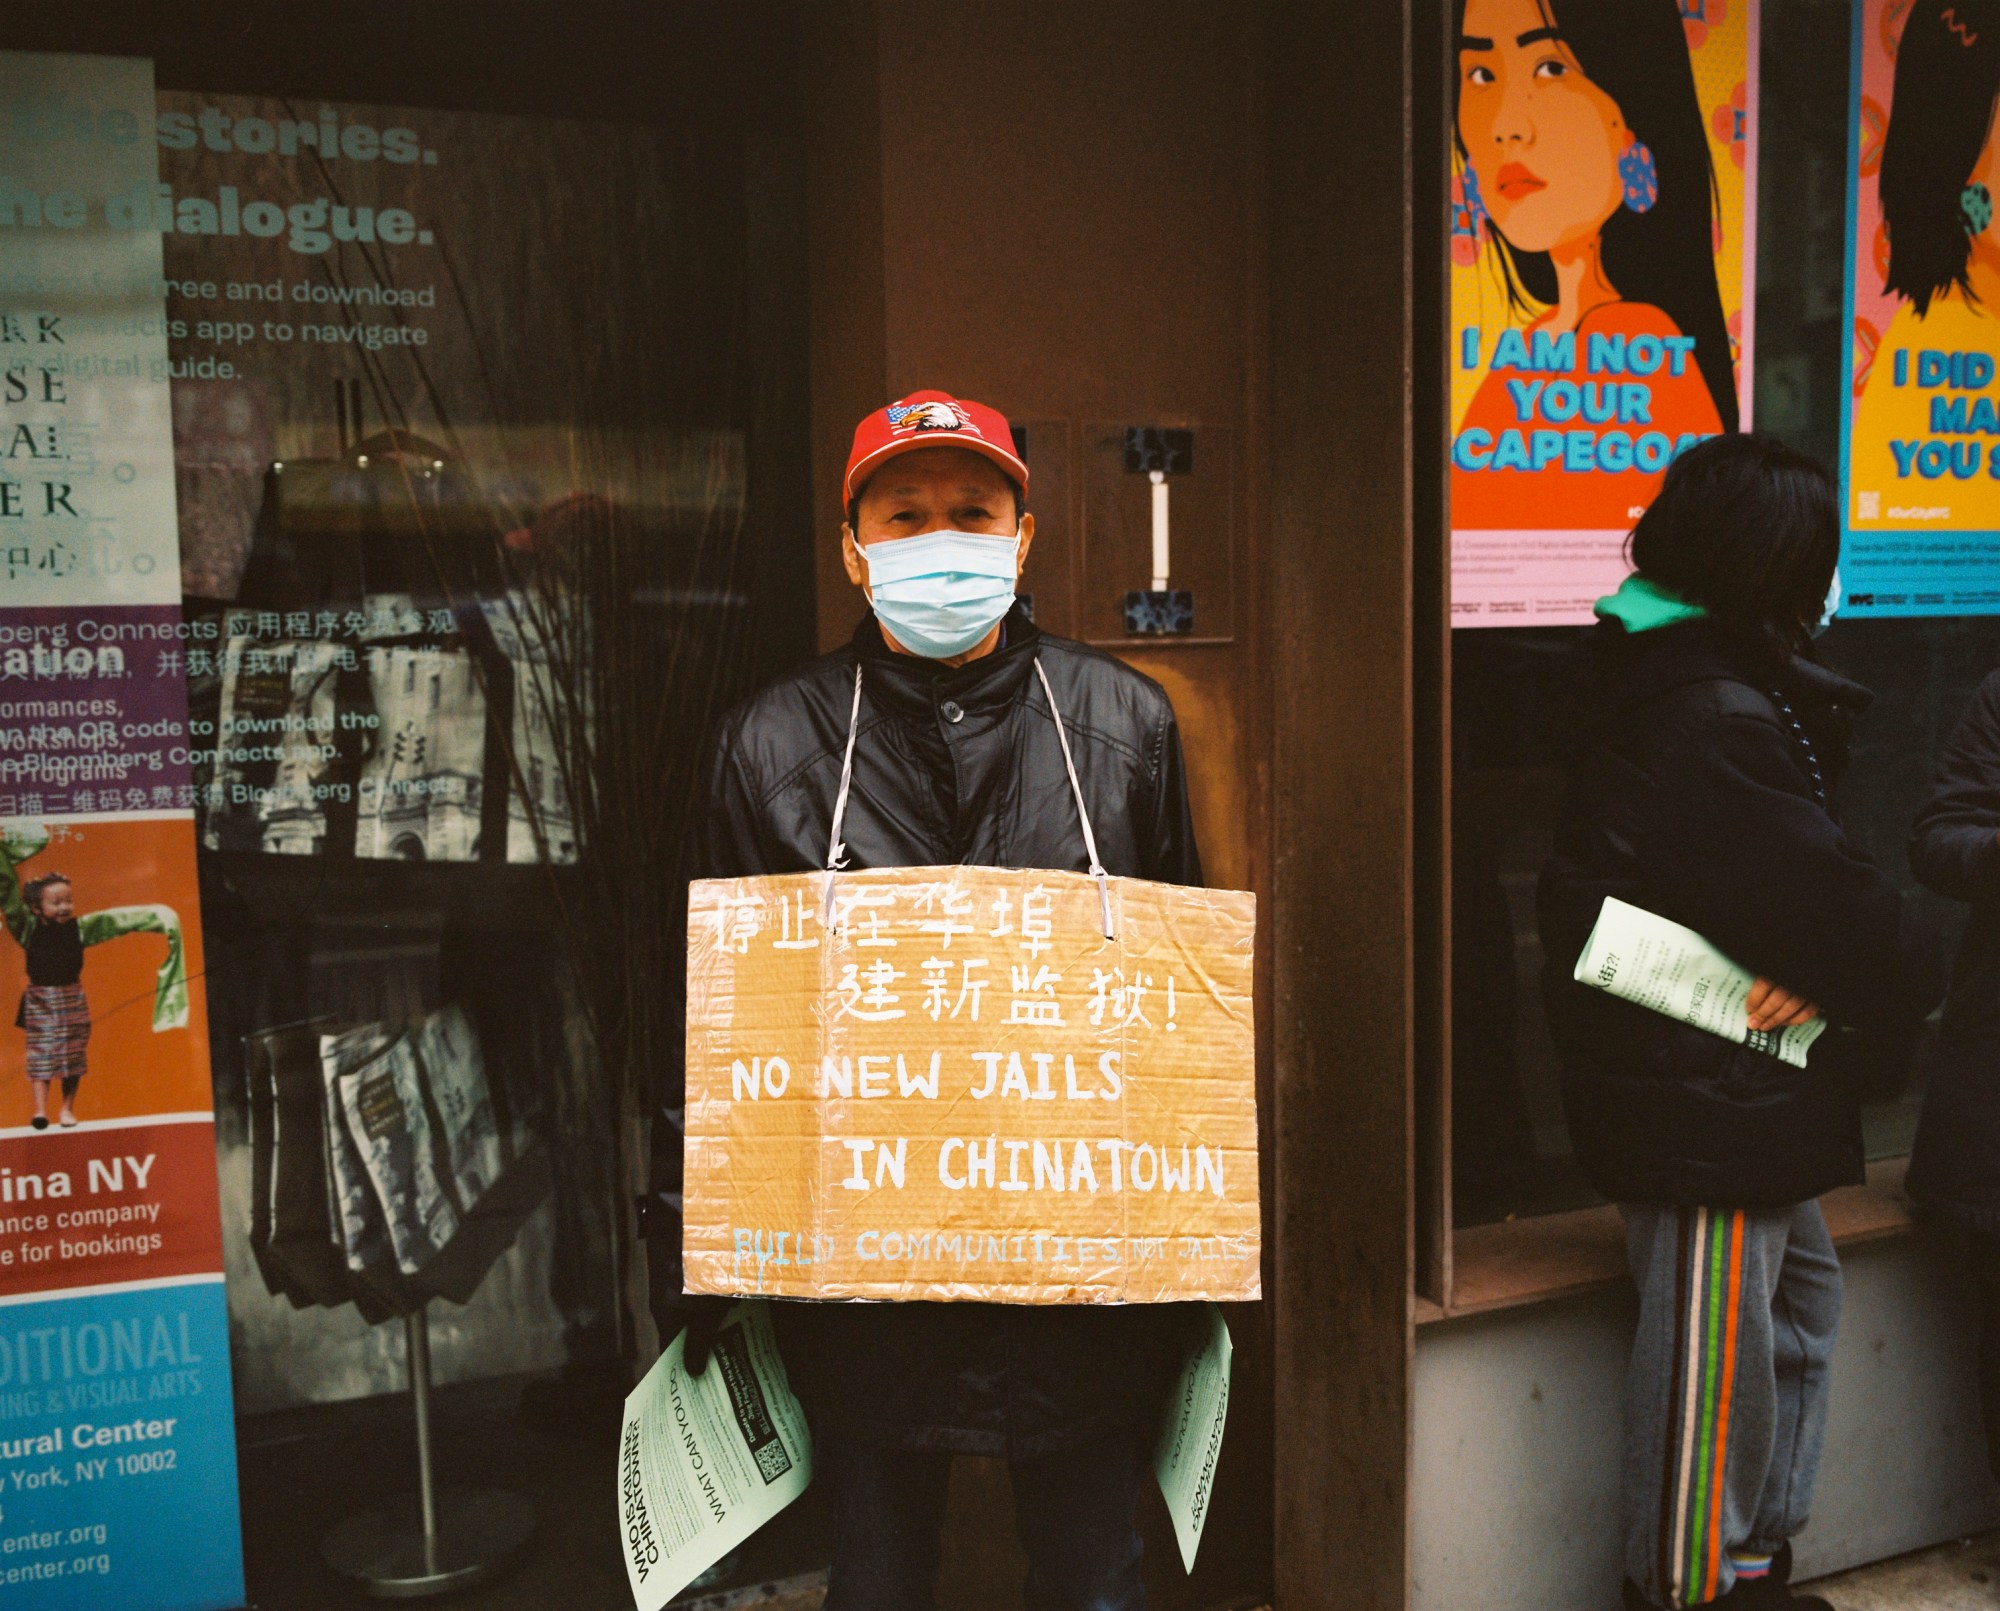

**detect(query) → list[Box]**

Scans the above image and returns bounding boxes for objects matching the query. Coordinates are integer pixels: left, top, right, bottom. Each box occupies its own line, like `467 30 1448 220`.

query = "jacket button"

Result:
941 700 964 725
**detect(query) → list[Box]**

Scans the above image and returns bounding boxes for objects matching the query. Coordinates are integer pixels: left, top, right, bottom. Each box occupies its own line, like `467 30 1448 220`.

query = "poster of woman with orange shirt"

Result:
1843 0 2000 615
1450 0 1759 625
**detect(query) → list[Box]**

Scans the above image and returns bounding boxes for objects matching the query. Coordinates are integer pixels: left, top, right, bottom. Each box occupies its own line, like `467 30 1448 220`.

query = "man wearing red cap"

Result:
647 390 1204 1606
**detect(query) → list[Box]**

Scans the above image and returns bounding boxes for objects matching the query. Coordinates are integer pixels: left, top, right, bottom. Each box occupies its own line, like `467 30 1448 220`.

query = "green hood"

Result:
1594 574 1708 633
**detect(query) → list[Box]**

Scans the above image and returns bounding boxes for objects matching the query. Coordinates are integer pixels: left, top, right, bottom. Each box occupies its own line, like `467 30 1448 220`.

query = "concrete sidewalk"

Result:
1808 1531 2000 1609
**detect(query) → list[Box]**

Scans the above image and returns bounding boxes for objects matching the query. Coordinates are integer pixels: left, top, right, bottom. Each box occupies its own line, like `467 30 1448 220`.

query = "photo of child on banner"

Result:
0 822 187 1131
1449 0 1757 624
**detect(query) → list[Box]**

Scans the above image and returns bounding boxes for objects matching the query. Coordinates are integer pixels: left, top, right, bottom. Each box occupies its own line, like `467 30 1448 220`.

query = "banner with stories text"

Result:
1449 1 1760 625
1840 0 2000 615
682 867 1260 1305
0 50 243 1611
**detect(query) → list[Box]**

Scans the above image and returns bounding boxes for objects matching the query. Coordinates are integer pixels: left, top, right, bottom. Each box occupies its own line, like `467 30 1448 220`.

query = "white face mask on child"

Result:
1812 569 1841 638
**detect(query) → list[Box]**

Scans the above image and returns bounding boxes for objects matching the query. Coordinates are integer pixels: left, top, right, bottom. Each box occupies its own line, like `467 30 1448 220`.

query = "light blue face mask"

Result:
861 529 1020 658
1814 568 1841 638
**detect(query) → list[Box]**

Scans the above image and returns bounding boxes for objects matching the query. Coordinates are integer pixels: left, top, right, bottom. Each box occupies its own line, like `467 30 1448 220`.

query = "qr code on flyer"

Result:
754 1439 792 1483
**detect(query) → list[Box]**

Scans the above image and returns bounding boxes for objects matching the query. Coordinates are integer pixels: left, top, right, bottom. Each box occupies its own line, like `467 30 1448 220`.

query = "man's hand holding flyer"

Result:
617 1305 813 1611
1154 1305 1232 1573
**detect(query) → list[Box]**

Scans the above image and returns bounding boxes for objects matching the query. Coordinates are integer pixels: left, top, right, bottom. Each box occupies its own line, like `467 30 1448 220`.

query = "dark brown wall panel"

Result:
1266 1 1421 1606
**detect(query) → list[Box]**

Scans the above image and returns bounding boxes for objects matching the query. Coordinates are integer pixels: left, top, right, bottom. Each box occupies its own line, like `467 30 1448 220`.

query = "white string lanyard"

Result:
821 655 1116 939
822 663 864 926
1033 657 1115 939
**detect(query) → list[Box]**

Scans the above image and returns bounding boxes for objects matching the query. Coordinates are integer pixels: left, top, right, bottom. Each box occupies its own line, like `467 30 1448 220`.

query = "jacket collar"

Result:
1594 575 1708 633
1784 652 1873 718
1593 616 1874 720
849 602 1042 718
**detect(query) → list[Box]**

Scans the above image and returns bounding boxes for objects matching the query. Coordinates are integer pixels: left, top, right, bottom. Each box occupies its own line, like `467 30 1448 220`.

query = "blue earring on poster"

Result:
1964 182 1993 236
1619 140 1659 214
1461 163 1489 236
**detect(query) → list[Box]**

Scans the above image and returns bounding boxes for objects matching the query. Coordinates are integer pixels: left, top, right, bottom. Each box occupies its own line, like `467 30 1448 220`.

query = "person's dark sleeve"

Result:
1909 671 2000 904
686 710 771 885
646 713 762 1332
1145 696 1204 888
1645 713 1944 1033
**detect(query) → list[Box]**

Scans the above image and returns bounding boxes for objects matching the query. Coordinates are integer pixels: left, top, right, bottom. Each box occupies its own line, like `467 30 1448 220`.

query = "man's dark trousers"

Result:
820 1431 1149 1611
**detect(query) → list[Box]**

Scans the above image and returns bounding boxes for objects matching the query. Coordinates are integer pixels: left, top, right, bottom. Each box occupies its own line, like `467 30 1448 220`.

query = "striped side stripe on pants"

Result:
1656 1206 1746 1608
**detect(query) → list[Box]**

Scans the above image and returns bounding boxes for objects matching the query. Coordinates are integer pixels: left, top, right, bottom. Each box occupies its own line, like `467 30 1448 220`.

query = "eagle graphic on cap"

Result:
885 399 973 434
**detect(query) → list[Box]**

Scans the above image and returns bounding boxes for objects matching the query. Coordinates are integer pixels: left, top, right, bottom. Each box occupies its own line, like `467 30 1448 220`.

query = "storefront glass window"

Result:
1450 0 1994 1228
0 12 822 1606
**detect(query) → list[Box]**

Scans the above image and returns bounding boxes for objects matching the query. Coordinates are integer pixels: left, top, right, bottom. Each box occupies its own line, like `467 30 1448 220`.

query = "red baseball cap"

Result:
843 389 1029 506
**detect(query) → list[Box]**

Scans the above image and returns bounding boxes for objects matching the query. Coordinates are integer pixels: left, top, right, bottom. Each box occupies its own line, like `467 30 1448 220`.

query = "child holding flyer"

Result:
0 823 189 1130
1537 436 1942 1610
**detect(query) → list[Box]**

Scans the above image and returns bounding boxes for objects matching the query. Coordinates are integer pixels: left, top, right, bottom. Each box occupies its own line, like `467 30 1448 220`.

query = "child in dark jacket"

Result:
1539 435 1943 1611
1906 669 2000 1483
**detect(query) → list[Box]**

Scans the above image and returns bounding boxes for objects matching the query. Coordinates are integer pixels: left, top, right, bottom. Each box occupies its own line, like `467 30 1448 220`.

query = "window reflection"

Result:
1448 0 1990 1228
146 81 821 1603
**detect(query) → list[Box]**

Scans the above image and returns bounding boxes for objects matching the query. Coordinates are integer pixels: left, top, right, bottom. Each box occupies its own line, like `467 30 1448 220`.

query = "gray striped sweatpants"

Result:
1619 1202 1842 1609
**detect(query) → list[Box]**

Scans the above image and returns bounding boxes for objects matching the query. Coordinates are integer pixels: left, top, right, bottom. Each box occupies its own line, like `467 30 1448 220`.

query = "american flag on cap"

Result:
843 389 1029 505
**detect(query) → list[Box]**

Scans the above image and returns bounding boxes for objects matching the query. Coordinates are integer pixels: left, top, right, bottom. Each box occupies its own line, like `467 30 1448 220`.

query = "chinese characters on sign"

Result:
682 867 1259 1305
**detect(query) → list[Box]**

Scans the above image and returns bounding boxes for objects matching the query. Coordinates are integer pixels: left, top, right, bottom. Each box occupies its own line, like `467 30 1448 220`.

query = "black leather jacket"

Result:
651 604 1204 1456
1907 670 2000 1232
1538 618 1942 1208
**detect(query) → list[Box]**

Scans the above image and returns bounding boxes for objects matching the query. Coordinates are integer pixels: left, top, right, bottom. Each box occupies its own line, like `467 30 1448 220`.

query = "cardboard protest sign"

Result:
683 867 1259 1304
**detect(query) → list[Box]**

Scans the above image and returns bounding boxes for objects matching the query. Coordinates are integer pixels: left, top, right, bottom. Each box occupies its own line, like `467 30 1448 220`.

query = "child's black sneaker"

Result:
1622 1546 1835 1611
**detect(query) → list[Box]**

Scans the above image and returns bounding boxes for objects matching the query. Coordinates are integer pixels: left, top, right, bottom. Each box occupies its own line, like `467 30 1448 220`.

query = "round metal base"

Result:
321 1487 535 1600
